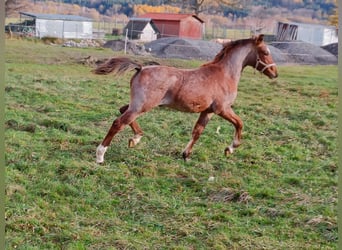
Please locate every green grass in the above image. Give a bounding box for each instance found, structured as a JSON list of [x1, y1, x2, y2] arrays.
[[5, 38, 337, 249]]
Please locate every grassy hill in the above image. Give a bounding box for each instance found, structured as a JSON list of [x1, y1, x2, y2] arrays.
[[5, 38, 337, 249]]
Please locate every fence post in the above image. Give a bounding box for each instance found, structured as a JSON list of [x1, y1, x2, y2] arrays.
[[124, 28, 128, 54]]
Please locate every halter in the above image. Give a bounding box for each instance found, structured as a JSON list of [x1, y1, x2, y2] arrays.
[[254, 55, 276, 73]]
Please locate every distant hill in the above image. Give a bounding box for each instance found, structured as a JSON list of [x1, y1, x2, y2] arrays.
[[6, 0, 336, 20], [6, 0, 336, 34]]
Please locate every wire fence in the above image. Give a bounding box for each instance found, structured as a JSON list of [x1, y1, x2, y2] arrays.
[[5, 21, 335, 64], [5, 20, 274, 42], [5, 24, 36, 37], [92, 19, 257, 39]]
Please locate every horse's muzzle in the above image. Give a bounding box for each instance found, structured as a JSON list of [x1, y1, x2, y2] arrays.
[[269, 70, 278, 79]]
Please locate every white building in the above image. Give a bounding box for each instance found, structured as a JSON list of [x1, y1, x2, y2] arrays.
[[123, 18, 159, 42], [19, 12, 93, 39], [276, 21, 338, 46]]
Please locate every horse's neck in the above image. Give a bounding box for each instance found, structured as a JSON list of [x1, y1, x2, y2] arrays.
[[223, 44, 253, 81]]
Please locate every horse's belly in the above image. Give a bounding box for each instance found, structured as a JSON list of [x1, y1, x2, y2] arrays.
[[160, 95, 212, 113], [158, 79, 216, 113]]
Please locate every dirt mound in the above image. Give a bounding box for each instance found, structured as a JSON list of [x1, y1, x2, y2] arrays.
[[321, 43, 338, 57], [145, 37, 222, 60], [270, 41, 337, 65]]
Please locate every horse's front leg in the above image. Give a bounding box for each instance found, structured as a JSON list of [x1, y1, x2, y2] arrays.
[[182, 111, 213, 161], [96, 109, 140, 163], [218, 108, 243, 156], [119, 104, 144, 147]]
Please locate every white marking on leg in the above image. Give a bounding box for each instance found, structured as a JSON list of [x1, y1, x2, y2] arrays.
[[233, 139, 241, 148], [96, 144, 108, 163], [129, 134, 143, 148], [132, 134, 142, 145], [228, 144, 234, 154]]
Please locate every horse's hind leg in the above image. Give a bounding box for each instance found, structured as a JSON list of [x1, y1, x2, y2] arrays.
[[218, 108, 243, 156], [96, 109, 140, 163], [119, 105, 143, 147], [182, 111, 213, 161]]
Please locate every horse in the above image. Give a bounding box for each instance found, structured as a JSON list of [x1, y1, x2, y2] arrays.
[[93, 34, 278, 163]]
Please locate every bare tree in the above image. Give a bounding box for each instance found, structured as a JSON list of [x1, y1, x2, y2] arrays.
[[5, 0, 28, 17], [185, 0, 241, 15], [191, 0, 205, 15]]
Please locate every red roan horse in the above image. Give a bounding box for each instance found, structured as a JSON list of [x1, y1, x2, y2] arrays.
[[94, 34, 278, 163]]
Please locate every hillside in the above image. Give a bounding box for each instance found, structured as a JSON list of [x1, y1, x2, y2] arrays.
[[41, 0, 337, 20], [6, 0, 337, 28]]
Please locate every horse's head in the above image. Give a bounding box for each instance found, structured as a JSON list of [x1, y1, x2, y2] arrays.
[[251, 34, 278, 79]]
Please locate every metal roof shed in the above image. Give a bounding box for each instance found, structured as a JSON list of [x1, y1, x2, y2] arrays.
[[20, 12, 93, 39], [124, 18, 159, 42], [276, 21, 338, 46]]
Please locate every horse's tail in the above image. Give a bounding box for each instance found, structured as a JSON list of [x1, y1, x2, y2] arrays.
[[93, 57, 142, 76]]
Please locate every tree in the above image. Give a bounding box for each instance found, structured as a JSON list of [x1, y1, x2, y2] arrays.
[[190, 0, 205, 15], [5, 0, 28, 17], [328, 0, 338, 27], [184, 0, 241, 15]]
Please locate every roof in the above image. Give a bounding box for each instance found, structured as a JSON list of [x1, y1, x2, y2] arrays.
[[139, 13, 204, 23], [124, 18, 160, 39], [20, 12, 93, 22], [129, 17, 152, 22]]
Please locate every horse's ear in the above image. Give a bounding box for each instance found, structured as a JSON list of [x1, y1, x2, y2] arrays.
[[256, 34, 264, 44]]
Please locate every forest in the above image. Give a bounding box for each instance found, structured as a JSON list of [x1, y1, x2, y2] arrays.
[[7, 0, 337, 18], [56, 0, 337, 18]]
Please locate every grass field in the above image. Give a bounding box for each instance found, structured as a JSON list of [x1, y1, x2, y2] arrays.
[[5, 38, 337, 249]]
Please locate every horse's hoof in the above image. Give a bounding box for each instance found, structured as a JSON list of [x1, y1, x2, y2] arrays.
[[224, 146, 234, 156], [182, 152, 190, 162], [128, 135, 142, 148], [96, 156, 104, 164], [128, 139, 135, 148], [96, 156, 105, 164]]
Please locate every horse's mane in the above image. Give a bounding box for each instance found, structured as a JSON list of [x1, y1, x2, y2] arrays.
[[203, 38, 253, 66]]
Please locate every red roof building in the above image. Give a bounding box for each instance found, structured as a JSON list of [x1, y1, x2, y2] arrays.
[[138, 13, 204, 39]]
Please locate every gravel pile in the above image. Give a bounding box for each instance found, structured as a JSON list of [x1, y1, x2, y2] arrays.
[[103, 38, 337, 65], [268, 45, 290, 64], [321, 43, 338, 57], [144, 38, 337, 65], [145, 37, 222, 60], [103, 39, 148, 55], [270, 41, 337, 65]]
